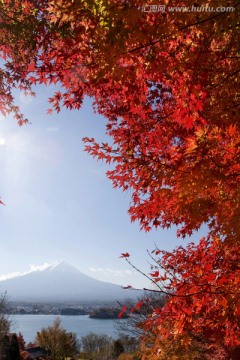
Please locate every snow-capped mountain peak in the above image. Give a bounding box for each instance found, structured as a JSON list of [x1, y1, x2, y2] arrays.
[[0, 261, 72, 281], [0, 261, 137, 302]]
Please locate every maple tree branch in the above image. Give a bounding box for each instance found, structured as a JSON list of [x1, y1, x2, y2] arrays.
[[210, 157, 238, 169], [125, 12, 229, 55], [226, 172, 240, 178], [209, 69, 240, 89], [124, 258, 170, 296], [147, 249, 176, 280], [124, 254, 236, 299], [0, 10, 23, 25], [222, 103, 240, 112]]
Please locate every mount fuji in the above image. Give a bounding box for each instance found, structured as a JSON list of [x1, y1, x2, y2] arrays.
[[0, 262, 136, 303]]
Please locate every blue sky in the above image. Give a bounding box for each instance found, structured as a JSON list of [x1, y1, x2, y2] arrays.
[[0, 85, 203, 290]]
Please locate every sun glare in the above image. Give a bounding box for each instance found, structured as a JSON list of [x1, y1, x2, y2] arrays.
[[0, 138, 6, 145]]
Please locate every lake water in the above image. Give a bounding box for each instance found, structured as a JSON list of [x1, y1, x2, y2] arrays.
[[11, 315, 119, 344]]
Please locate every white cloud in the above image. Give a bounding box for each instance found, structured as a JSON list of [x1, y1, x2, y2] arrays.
[[0, 262, 58, 281], [80, 166, 98, 174], [0, 137, 6, 145], [19, 92, 34, 105], [45, 127, 59, 132], [28, 262, 58, 272], [0, 272, 23, 281], [89, 267, 132, 277]]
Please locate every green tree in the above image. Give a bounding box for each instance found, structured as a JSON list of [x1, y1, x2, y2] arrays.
[[35, 317, 78, 360], [17, 332, 26, 351], [116, 293, 165, 339], [8, 333, 21, 360], [112, 339, 124, 359], [0, 293, 11, 359], [80, 332, 113, 360]]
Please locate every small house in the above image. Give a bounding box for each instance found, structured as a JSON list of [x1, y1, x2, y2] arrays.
[[25, 346, 48, 360]]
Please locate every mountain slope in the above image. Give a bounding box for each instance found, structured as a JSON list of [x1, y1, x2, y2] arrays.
[[0, 262, 135, 302]]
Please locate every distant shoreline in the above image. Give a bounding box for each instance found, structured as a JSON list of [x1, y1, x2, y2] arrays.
[[8, 303, 125, 319]]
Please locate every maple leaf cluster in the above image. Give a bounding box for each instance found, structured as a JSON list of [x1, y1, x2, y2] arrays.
[[138, 237, 240, 358], [0, 0, 239, 357]]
